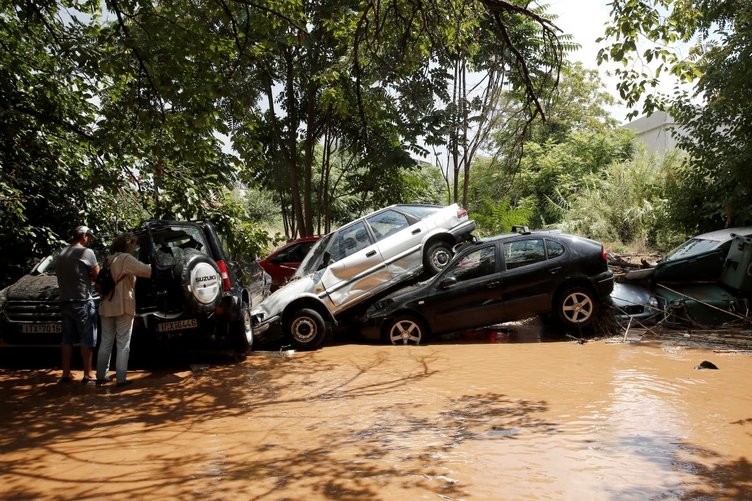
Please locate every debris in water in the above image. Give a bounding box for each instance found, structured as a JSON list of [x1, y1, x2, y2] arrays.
[[694, 360, 719, 370]]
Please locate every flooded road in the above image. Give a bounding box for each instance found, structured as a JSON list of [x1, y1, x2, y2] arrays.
[[1, 332, 751, 500]]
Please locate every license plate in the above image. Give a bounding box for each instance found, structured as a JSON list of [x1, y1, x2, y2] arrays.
[[21, 323, 62, 334], [156, 319, 198, 332]]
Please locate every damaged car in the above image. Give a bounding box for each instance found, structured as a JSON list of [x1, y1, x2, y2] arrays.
[[251, 203, 476, 350], [613, 227, 752, 327], [363, 229, 614, 345]]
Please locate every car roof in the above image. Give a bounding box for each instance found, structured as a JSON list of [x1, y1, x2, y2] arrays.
[[479, 230, 564, 243], [690, 226, 752, 242]]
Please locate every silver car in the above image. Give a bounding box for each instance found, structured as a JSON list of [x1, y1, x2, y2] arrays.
[[252, 204, 476, 350]]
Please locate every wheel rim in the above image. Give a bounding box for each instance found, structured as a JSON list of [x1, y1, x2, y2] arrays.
[[291, 316, 317, 343], [389, 319, 422, 345], [562, 291, 594, 324], [430, 247, 451, 270]]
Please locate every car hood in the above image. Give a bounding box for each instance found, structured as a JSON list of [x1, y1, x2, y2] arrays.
[[251, 274, 320, 319], [5, 274, 60, 301], [365, 278, 433, 319]]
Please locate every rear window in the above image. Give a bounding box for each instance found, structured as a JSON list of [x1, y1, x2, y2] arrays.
[[397, 205, 440, 219], [148, 225, 209, 266]]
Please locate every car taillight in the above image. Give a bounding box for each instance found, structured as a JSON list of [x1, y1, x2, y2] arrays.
[[457, 208, 468, 219], [216, 260, 232, 291], [601, 246, 608, 262]]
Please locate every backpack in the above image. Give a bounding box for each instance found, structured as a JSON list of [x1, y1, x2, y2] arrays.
[[95, 256, 123, 300]]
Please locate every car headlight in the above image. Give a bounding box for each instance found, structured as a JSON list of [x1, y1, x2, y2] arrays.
[[0, 287, 8, 312], [649, 296, 659, 309]]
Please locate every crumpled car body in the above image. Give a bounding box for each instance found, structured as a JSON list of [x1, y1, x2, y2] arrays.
[[251, 203, 476, 350]]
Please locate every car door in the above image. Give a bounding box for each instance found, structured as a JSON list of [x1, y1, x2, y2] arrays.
[[419, 243, 503, 334], [498, 237, 566, 318], [366, 208, 426, 278], [319, 220, 388, 311]]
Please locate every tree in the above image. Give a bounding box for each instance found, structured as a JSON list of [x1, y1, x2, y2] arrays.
[[0, 1, 106, 282], [468, 62, 623, 229], [599, 0, 752, 229]]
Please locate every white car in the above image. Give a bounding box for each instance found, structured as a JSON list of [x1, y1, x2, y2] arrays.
[[252, 204, 476, 349]]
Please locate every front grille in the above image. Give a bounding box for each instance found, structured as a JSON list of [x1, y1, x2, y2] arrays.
[[4, 299, 61, 322]]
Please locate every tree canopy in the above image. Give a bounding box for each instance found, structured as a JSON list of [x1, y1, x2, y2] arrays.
[[599, 0, 752, 230]]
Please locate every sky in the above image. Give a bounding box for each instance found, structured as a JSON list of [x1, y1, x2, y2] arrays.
[[546, 0, 632, 123]]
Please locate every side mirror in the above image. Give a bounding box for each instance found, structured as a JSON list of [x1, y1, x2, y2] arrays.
[[438, 276, 457, 289]]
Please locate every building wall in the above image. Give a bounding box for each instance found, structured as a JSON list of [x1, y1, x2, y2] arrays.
[[623, 111, 683, 154]]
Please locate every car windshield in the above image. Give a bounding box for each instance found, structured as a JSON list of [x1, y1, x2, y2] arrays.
[[296, 233, 334, 276], [662, 238, 722, 262]]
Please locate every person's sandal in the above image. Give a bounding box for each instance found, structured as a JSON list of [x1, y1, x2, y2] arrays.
[[81, 376, 95, 385], [57, 376, 73, 384]]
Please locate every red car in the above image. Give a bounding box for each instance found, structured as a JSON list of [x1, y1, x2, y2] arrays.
[[257, 236, 321, 291]]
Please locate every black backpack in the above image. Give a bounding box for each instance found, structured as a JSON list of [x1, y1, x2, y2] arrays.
[[95, 256, 122, 300]]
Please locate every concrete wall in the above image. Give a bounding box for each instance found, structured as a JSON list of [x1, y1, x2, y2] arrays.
[[623, 111, 684, 154]]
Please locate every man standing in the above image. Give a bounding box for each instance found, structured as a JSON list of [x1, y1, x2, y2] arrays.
[[56, 225, 100, 384]]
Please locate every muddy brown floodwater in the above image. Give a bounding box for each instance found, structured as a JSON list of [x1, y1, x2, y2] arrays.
[[1, 327, 752, 500]]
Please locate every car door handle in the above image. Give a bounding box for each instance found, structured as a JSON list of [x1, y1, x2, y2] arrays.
[[366, 250, 377, 257], [548, 266, 562, 274], [486, 281, 500, 288], [412, 228, 421, 235]]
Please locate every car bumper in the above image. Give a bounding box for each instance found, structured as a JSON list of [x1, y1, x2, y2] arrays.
[[594, 270, 615, 297], [252, 314, 283, 344], [450, 220, 477, 241]]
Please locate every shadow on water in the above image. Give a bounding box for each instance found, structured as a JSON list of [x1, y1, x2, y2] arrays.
[[0, 345, 558, 499], [605, 436, 752, 499]]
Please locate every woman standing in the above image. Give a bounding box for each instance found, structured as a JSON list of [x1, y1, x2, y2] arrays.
[[96, 233, 152, 387]]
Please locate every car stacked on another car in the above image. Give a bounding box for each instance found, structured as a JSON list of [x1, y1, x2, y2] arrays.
[[252, 203, 476, 350], [364, 228, 614, 345]]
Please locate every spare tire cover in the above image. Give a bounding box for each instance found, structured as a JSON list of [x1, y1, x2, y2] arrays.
[[179, 253, 222, 314]]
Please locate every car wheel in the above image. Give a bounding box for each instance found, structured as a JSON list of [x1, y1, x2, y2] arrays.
[[384, 315, 428, 345], [287, 308, 326, 350], [556, 287, 596, 328], [231, 300, 253, 354], [424, 241, 453, 275], [177, 253, 223, 314]]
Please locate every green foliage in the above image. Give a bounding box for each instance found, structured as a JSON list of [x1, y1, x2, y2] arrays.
[[472, 196, 535, 237], [600, 0, 752, 230], [561, 149, 687, 251], [515, 128, 636, 228]]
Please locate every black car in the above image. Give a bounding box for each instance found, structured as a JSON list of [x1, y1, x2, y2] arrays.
[[364, 230, 614, 345], [0, 220, 269, 354], [129, 220, 269, 353]]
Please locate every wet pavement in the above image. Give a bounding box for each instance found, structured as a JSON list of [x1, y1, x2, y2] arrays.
[[1, 323, 751, 500]]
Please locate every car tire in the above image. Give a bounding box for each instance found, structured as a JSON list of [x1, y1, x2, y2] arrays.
[[231, 300, 253, 354], [176, 253, 223, 315], [286, 308, 327, 350], [424, 241, 453, 275], [384, 314, 428, 345], [556, 286, 596, 328]]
